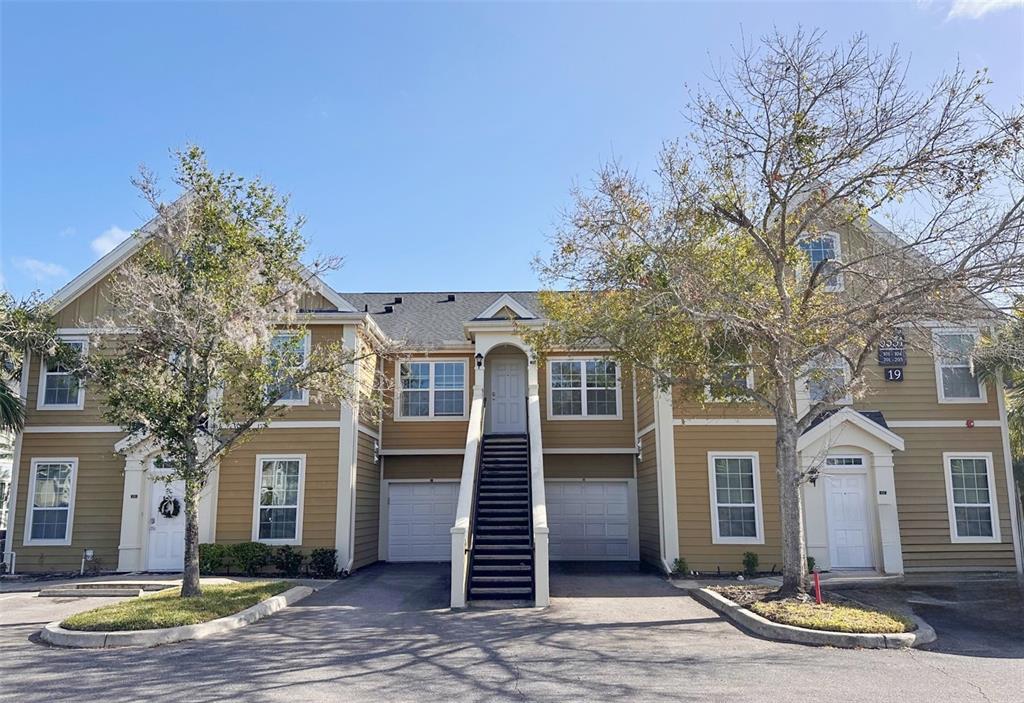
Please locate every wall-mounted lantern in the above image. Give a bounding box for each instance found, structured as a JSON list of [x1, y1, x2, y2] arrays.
[[373, 440, 380, 465], [475, 353, 483, 369]]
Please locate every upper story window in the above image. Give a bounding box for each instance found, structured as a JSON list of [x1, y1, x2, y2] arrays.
[[253, 455, 305, 545], [397, 359, 467, 419], [268, 331, 310, 405], [806, 356, 851, 405], [934, 330, 985, 403], [943, 453, 1000, 543], [37, 339, 86, 410], [548, 358, 620, 419], [706, 350, 754, 402], [799, 233, 843, 292], [24, 458, 77, 545], [708, 452, 764, 544]]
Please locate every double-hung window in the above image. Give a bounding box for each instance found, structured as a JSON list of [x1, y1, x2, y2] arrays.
[[397, 360, 466, 419], [799, 233, 843, 292], [253, 455, 304, 544], [806, 357, 851, 405], [934, 330, 985, 403], [25, 458, 77, 545], [38, 339, 86, 410], [548, 359, 620, 419], [708, 453, 764, 544], [268, 331, 310, 405], [944, 453, 1000, 543], [706, 349, 754, 402]]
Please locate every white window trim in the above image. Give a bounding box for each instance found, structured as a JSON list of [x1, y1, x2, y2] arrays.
[[933, 328, 987, 404], [394, 358, 469, 421], [796, 356, 852, 418], [251, 453, 306, 546], [270, 331, 311, 407], [23, 457, 78, 546], [36, 337, 87, 411], [707, 451, 765, 545], [800, 231, 844, 292], [943, 451, 1001, 544], [546, 357, 623, 420]]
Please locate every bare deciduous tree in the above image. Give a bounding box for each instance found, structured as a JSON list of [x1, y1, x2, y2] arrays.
[[532, 28, 1024, 595]]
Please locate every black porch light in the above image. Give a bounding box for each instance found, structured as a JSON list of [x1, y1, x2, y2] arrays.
[[475, 353, 484, 368]]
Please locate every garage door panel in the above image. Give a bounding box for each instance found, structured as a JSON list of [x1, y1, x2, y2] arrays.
[[388, 482, 458, 562], [546, 480, 633, 561]]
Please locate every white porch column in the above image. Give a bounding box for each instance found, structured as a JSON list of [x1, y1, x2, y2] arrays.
[[117, 457, 147, 572], [654, 387, 679, 572], [335, 324, 360, 574], [526, 357, 550, 607], [872, 451, 905, 575]]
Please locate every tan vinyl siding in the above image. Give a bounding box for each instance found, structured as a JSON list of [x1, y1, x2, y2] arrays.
[[674, 425, 781, 572], [636, 372, 655, 432], [13, 432, 125, 573], [539, 357, 636, 450], [353, 431, 381, 569], [215, 428, 339, 549], [382, 454, 463, 480], [894, 427, 1015, 571], [55, 275, 119, 328], [543, 453, 634, 479], [636, 428, 661, 568], [381, 353, 472, 450], [23, 351, 111, 427]]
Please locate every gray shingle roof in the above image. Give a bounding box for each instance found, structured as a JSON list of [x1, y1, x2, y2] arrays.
[[339, 291, 543, 346]]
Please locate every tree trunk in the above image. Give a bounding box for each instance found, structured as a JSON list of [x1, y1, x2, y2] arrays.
[[180, 477, 202, 598], [775, 409, 809, 596]]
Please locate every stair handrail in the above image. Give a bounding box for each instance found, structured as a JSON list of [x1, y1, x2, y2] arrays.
[[450, 385, 485, 608], [526, 381, 550, 607]]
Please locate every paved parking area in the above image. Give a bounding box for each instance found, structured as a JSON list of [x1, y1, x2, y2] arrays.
[[1, 564, 1021, 702]]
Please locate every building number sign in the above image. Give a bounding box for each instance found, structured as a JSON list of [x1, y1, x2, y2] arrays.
[[878, 330, 907, 368], [885, 368, 904, 383]]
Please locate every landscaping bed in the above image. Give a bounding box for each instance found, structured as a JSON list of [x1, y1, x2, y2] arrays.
[[710, 585, 914, 634], [60, 581, 292, 632]]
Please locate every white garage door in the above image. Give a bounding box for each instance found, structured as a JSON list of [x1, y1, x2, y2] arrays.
[[546, 481, 632, 560], [387, 482, 458, 562]]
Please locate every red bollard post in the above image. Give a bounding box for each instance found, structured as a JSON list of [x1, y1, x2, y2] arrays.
[[813, 570, 822, 605]]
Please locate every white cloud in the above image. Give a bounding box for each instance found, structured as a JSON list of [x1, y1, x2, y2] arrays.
[[14, 257, 67, 282], [90, 225, 130, 256], [947, 0, 1023, 18]]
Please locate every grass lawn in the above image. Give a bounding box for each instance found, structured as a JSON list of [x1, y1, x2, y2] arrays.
[[711, 585, 913, 634], [60, 581, 292, 632]]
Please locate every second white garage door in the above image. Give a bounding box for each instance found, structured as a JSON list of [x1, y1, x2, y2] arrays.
[[546, 481, 634, 560], [387, 482, 459, 562]]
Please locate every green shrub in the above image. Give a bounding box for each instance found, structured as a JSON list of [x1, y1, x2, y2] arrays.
[[742, 551, 759, 577], [806, 556, 817, 573], [672, 557, 689, 576], [272, 545, 304, 578], [199, 543, 231, 575], [308, 548, 338, 579], [230, 542, 272, 577]]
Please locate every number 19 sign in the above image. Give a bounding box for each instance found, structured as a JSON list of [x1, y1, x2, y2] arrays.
[[885, 368, 904, 383]]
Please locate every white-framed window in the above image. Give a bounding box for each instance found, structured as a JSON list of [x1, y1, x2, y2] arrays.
[[24, 458, 78, 546], [933, 330, 986, 403], [396, 359, 467, 420], [705, 352, 755, 402], [799, 232, 843, 292], [806, 356, 852, 406], [252, 454, 305, 545], [707, 452, 764, 544], [943, 452, 1000, 543], [547, 358, 621, 419], [825, 456, 865, 468], [37, 338, 86, 410], [268, 331, 310, 406]]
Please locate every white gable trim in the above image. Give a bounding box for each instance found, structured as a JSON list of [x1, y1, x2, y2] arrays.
[[797, 407, 905, 453], [477, 294, 537, 320]]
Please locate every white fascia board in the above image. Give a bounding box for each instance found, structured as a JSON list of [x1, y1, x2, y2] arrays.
[[797, 407, 905, 453]]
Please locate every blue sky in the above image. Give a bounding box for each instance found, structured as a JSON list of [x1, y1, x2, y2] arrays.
[[2, 1, 1021, 298]]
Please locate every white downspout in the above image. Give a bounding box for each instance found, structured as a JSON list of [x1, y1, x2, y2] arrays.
[[526, 358, 549, 607]]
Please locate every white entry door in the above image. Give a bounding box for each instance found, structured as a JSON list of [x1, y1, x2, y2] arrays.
[[546, 481, 633, 560], [387, 482, 459, 562], [489, 358, 526, 434], [148, 479, 186, 572], [826, 474, 872, 568]]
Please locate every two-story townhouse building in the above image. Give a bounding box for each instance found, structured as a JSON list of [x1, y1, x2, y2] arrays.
[[3, 226, 1021, 609]]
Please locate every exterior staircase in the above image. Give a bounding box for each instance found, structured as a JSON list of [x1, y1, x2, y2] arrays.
[[467, 433, 535, 602]]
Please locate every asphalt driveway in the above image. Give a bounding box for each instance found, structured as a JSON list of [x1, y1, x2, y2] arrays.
[[1, 564, 1020, 702]]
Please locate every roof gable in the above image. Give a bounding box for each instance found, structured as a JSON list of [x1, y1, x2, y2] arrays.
[[477, 294, 537, 320]]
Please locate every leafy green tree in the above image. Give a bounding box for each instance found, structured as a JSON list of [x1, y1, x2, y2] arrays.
[[87, 147, 389, 597], [977, 302, 1024, 499], [532, 29, 1024, 595]]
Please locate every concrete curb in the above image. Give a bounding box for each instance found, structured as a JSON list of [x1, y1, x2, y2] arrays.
[[691, 587, 937, 649], [39, 586, 313, 649]]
